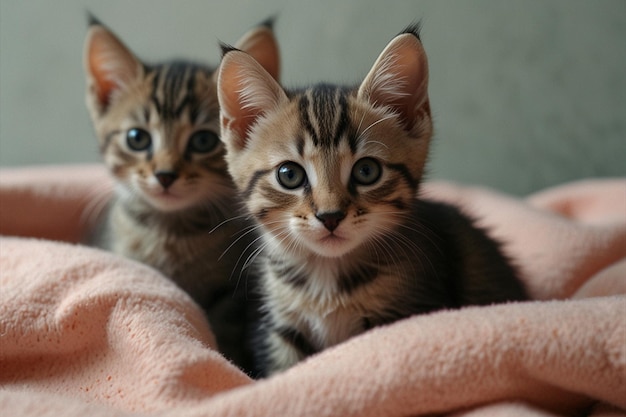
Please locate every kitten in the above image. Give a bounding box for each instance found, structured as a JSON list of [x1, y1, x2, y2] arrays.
[[83, 16, 280, 370], [216, 25, 527, 376]]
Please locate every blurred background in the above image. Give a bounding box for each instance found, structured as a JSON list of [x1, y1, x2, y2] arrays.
[[1, 0, 624, 195]]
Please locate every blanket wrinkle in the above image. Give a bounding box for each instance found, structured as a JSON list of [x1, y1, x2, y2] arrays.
[[0, 237, 252, 413], [0, 165, 624, 417]]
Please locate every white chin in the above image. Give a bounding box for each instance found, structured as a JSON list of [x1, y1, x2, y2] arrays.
[[305, 235, 357, 258], [144, 193, 196, 212]]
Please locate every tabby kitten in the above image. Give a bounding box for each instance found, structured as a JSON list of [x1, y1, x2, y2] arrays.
[[217, 25, 527, 376], [83, 16, 280, 369]]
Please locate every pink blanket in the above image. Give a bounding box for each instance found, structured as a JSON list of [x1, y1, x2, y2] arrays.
[[1, 165, 624, 417]]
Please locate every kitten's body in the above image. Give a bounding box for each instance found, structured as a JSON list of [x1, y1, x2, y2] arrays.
[[218, 25, 527, 376], [84, 18, 280, 370]]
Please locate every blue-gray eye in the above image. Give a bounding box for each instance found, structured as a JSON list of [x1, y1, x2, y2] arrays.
[[126, 128, 152, 151], [352, 157, 381, 185], [187, 130, 219, 153], [277, 162, 307, 189]]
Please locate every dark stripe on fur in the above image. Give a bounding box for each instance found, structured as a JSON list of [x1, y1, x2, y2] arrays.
[[268, 257, 307, 288], [386, 163, 418, 190], [150, 62, 213, 122], [299, 94, 318, 146], [364, 177, 401, 201], [101, 129, 121, 153], [276, 327, 318, 357], [260, 185, 298, 207], [347, 131, 358, 155], [143, 106, 151, 124], [244, 169, 271, 198], [185, 71, 200, 124], [163, 65, 183, 119], [312, 86, 336, 147], [337, 264, 379, 294], [296, 135, 305, 157], [150, 69, 162, 115], [333, 92, 350, 147], [384, 198, 408, 211], [112, 145, 136, 164]]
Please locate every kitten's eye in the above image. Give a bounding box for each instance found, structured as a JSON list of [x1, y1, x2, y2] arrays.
[[277, 162, 307, 190], [352, 158, 381, 186], [187, 130, 219, 153], [126, 128, 152, 151]]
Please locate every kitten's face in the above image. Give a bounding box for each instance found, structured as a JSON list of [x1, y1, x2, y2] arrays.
[[84, 20, 280, 213], [231, 92, 429, 258], [219, 29, 431, 258], [91, 64, 227, 212]]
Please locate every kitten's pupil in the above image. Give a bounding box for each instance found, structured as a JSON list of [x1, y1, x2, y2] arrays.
[[352, 157, 381, 185], [187, 130, 219, 154], [277, 162, 307, 189], [126, 128, 152, 151]]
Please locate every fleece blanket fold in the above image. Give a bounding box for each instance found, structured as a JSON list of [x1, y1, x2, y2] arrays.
[[0, 165, 624, 417]]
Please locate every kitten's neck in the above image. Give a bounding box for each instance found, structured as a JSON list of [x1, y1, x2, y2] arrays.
[[264, 236, 384, 296], [115, 192, 236, 236]]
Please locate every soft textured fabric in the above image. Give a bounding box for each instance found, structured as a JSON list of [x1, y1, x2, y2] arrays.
[[0, 165, 624, 417]]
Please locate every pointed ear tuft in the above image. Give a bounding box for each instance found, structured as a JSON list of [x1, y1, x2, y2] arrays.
[[233, 20, 281, 81], [357, 32, 429, 132], [86, 12, 103, 28], [219, 42, 238, 57], [217, 50, 287, 151], [400, 21, 422, 40], [84, 24, 143, 113]]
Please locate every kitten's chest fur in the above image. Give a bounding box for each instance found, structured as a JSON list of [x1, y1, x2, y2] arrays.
[[102, 196, 245, 304], [260, 199, 526, 356], [263, 257, 376, 348]]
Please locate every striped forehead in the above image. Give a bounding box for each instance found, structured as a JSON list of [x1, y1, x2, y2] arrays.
[[296, 85, 356, 152], [148, 62, 217, 126], [288, 86, 360, 188]]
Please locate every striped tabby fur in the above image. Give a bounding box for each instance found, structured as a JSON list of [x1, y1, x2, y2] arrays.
[[218, 25, 527, 376], [83, 16, 280, 370]]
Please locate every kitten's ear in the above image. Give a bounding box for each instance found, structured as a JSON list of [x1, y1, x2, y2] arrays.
[[217, 49, 287, 151], [357, 29, 429, 132], [84, 21, 143, 113], [233, 18, 280, 81]]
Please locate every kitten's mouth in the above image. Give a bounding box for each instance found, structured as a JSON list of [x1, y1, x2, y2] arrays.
[[142, 188, 194, 212], [308, 233, 355, 258], [319, 233, 346, 244], [150, 189, 181, 201]]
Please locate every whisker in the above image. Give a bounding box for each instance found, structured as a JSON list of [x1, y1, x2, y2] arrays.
[[228, 221, 290, 288], [355, 113, 397, 143], [79, 182, 115, 232], [209, 213, 252, 234], [219, 221, 267, 261]]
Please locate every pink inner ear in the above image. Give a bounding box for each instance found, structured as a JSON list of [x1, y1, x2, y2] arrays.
[[235, 27, 281, 82], [218, 54, 255, 149], [247, 34, 280, 82], [361, 34, 429, 131], [89, 43, 118, 107], [86, 28, 140, 110], [218, 51, 287, 151]]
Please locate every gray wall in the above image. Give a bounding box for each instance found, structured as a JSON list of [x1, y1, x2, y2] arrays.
[[1, 0, 624, 195]]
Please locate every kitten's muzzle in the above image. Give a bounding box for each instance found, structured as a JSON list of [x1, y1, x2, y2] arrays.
[[315, 211, 346, 232]]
